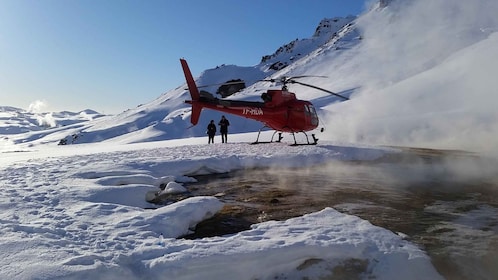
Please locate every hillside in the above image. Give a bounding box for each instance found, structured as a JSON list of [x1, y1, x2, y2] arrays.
[[3, 15, 359, 147], [2, 0, 498, 154]]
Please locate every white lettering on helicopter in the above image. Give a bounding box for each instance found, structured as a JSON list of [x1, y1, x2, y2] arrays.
[[242, 107, 263, 116]]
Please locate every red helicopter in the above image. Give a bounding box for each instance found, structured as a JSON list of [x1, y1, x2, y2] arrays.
[[180, 58, 349, 145]]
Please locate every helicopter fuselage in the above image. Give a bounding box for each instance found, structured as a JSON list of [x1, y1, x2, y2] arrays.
[[185, 89, 319, 133]]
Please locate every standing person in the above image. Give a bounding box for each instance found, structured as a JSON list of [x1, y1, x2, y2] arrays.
[[218, 115, 230, 143], [207, 120, 216, 144]]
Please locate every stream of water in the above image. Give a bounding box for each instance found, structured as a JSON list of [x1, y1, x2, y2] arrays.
[[176, 149, 498, 279]]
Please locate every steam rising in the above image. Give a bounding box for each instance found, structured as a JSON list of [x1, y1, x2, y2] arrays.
[[28, 100, 57, 127], [36, 113, 57, 128], [27, 100, 48, 113], [79, 111, 94, 121], [324, 0, 498, 154]]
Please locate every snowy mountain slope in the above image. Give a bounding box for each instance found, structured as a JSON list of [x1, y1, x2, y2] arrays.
[[1, 15, 358, 147], [3, 0, 498, 155], [62, 15, 358, 146], [259, 16, 357, 71]]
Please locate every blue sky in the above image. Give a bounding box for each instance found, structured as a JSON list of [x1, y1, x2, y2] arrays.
[[0, 0, 367, 114]]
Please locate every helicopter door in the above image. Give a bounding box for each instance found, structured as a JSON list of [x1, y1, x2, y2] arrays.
[[306, 104, 319, 127]]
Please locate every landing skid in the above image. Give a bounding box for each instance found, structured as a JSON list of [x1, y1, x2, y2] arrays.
[[289, 131, 318, 146], [289, 142, 318, 146], [251, 127, 318, 146], [251, 130, 282, 145]]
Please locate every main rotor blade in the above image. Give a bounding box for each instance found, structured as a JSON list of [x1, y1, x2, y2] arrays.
[[287, 75, 328, 80], [262, 76, 328, 83], [290, 80, 350, 100], [261, 79, 277, 83], [197, 80, 246, 89]]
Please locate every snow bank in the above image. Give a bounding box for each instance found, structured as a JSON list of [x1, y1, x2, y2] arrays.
[[145, 208, 442, 280]]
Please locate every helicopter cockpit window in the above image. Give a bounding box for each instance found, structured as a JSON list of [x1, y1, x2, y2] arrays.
[[307, 105, 317, 116]]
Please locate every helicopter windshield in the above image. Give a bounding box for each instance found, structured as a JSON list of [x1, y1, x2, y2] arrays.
[[306, 104, 319, 126], [305, 104, 316, 116]]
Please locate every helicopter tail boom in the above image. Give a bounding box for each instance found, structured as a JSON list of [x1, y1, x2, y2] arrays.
[[181, 58, 203, 125]]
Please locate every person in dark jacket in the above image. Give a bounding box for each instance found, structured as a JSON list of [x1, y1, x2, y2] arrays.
[[207, 120, 216, 144], [218, 115, 230, 143]]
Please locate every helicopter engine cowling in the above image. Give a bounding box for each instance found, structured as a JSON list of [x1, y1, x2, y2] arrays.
[[263, 90, 297, 108]]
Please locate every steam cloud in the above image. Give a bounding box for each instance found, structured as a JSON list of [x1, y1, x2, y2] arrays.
[[27, 100, 48, 113], [27, 100, 57, 127], [79, 111, 94, 121], [36, 113, 57, 128], [324, 0, 498, 155]]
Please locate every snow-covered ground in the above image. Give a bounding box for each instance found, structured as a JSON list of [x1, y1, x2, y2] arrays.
[[0, 134, 443, 279]]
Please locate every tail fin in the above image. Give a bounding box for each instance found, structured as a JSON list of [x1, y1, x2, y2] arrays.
[[189, 103, 202, 126], [180, 58, 202, 126], [180, 58, 200, 100]]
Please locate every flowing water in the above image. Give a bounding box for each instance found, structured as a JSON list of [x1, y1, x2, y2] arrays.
[[162, 148, 498, 279]]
